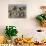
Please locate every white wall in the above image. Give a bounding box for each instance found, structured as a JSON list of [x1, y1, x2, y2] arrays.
[[0, 0, 46, 41]]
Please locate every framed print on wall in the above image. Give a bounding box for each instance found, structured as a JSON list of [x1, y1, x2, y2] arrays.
[[8, 4, 26, 18]]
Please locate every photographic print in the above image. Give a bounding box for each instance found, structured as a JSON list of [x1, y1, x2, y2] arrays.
[[8, 4, 26, 18]]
